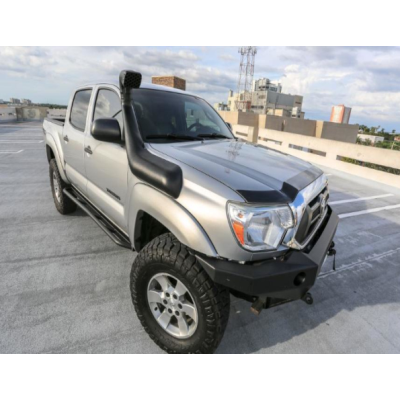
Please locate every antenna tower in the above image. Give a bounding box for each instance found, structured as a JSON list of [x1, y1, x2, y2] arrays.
[[235, 46, 257, 111]]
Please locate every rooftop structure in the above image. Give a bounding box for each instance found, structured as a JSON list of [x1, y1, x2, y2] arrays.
[[151, 76, 186, 91]]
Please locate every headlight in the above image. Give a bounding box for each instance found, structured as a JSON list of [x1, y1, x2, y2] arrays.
[[227, 203, 294, 251]]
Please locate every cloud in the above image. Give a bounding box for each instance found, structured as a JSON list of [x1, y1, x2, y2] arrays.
[[1, 46, 400, 130]]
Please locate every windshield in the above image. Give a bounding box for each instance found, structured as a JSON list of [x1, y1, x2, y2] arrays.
[[131, 89, 234, 142]]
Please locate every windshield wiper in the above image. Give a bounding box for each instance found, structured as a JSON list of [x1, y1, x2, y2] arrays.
[[196, 133, 233, 140], [145, 134, 203, 141]]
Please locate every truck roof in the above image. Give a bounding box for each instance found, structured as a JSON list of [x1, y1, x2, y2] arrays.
[[78, 82, 196, 97]]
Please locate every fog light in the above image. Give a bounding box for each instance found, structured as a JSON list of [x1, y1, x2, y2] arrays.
[[294, 272, 306, 286]]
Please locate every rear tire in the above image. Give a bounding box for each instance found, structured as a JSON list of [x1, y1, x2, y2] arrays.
[[130, 233, 230, 354], [49, 159, 77, 215]]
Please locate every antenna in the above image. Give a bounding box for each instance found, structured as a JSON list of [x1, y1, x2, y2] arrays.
[[235, 46, 257, 112]]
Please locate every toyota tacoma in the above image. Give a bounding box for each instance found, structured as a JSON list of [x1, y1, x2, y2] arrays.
[[42, 70, 338, 353]]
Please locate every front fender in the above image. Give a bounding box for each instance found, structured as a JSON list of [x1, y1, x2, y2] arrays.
[[128, 183, 218, 257]]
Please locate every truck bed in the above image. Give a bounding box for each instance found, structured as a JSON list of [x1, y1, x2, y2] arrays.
[[44, 117, 65, 126]]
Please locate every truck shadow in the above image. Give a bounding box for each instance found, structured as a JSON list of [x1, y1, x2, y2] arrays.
[[218, 197, 400, 353]]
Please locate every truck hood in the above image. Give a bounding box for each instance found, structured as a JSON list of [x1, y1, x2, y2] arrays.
[[149, 139, 323, 203]]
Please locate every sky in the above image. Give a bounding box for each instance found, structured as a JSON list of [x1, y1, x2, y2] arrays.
[[1, 46, 400, 132]]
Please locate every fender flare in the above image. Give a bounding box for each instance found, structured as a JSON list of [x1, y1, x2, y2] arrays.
[[45, 134, 68, 183], [128, 183, 218, 257]]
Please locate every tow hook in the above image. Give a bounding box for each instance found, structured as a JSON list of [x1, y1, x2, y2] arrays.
[[250, 297, 266, 316], [302, 292, 314, 305], [328, 241, 337, 270]]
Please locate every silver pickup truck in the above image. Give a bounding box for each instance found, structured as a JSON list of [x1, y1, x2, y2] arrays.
[[43, 70, 338, 354]]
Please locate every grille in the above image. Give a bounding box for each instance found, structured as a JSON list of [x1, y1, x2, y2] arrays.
[[295, 188, 329, 245]]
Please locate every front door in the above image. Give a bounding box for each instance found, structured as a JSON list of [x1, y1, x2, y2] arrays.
[[84, 87, 128, 232], [62, 88, 93, 194]]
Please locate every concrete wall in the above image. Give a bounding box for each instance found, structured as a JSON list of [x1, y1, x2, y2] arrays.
[[16, 107, 47, 121], [238, 112, 259, 129], [283, 117, 316, 136], [259, 115, 284, 131], [219, 111, 359, 144], [232, 124, 257, 143], [258, 128, 400, 189], [218, 110, 239, 126], [0, 107, 17, 122], [218, 111, 259, 129], [317, 120, 358, 143]]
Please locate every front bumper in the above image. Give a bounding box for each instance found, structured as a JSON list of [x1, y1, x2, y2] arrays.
[[196, 206, 339, 301]]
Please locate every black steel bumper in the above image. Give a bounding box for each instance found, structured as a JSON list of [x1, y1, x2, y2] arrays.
[[196, 206, 339, 301]]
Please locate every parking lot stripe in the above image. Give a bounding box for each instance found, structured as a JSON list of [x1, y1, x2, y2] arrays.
[[319, 247, 400, 279], [0, 140, 43, 143], [0, 150, 24, 154], [339, 203, 400, 219], [0, 136, 43, 139], [330, 193, 394, 205]]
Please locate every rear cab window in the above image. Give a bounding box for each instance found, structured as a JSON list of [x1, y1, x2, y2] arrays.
[[70, 89, 92, 131]]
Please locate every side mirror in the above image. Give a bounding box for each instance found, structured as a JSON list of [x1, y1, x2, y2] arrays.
[[226, 122, 232, 131], [91, 118, 121, 143]]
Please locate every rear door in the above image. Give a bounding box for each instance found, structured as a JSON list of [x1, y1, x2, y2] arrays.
[[62, 88, 93, 194], [84, 86, 129, 232]]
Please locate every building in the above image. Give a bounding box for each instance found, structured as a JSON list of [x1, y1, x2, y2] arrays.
[[227, 78, 303, 116], [152, 76, 186, 91], [9, 98, 20, 104], [252, 78, 282, 93], [0, 99, 5, 104], [21, 99, 32, 105], [357, 134, 384, 144], [394, 136, 400, 142], [331, 105, 352, 124]]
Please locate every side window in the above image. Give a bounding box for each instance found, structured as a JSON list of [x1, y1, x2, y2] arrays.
[[70, 89, 92, 131], [93, 89, 123, 131]]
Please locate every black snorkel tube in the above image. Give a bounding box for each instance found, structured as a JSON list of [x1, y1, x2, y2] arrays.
[[119, 70, 183, 199]]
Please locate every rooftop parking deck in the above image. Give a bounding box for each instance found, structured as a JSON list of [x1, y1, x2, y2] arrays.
[[0, 121, 399, 353]]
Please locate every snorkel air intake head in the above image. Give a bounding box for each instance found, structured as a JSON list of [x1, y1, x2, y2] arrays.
[[119, 70, 142, 100]]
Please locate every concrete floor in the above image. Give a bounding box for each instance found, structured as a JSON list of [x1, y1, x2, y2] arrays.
[[1, 121, 399, 354]]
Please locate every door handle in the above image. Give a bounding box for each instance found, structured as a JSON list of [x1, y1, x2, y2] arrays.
[[63, 135, 69, 142], [84, 146, 93, 155]]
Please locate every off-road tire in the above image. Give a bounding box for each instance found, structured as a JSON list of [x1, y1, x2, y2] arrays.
[[130, 233, 230, 354], [49, 159, 77, 215]]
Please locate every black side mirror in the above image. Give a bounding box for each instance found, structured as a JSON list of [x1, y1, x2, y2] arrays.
[[226, 122, 232, 131], [91, 118, 121, 143]]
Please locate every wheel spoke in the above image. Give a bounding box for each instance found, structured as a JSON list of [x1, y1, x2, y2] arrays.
[[181, 303, 196, 320], [177, 317, 189, 336], [147, 289, 163, 304], [154, 275, 171, 292], [157, 310, 172, 330], [174, 280, 187, 297]]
